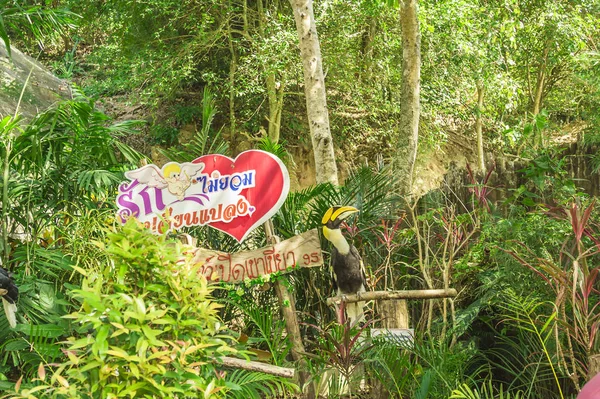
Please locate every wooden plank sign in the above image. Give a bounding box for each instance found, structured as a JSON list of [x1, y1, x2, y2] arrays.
[[192, 229, 323, 283]]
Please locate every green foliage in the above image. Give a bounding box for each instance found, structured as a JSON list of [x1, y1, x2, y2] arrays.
[[6, 220, 236, 398], [0, 93, 144, 265], [224, 370, 296, 399], [411, 338, 483, 399], [364, 339, 415, 398], [0, 97, 145, 384], [234, 302, 291, 367], [305, 319, 374, 397], [50, 38, 81, 79], [159, 86, 229, 161], [451, 380, 524, 399], [501, 199, 600, 392], [3, 2, 600, 397], [0, 1, 79, 57], [497, 292, 564, 399]]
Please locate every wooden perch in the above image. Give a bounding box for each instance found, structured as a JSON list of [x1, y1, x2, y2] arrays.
[[326, 289, 457, 306], [219, 356, 296, 379]]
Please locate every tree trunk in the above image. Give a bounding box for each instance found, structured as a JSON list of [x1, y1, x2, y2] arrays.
[[395, 0, 420, 196], [532, 43, 549, 148], [266, 74, 284, 143], [227, 21, 237, 150], [360, 17, 377, 82], [476, 81, 485, 172], [289, 0, 339, 185], [532, 45, 549, 117], [257, 0, 285, 144]]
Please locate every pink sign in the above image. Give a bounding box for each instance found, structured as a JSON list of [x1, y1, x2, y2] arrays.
[[116, 150, 290, 242]]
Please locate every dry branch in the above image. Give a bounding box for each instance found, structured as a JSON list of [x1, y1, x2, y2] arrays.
[[219, 356, 295, 379], [326, 289, 457, 306]]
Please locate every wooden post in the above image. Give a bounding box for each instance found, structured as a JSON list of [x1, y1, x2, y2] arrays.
[[220, 356, 295, 378], [326, 288, 457, 306], [379, 299, 409, 329], [264, 220, 315, 399], [589, 354, 600, 379], [370, 300, 409, 399]]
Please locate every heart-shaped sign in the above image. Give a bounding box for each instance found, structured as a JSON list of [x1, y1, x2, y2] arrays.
[[191, 150, 290, 242], [116, 150, 290, 242]]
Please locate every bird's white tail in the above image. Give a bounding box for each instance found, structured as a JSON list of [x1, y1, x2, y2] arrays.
[[345, 301, 365, 326], [2, 297, 17, 328]]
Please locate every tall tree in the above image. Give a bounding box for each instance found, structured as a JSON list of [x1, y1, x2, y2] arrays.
[[289, 0, 338, 185], [255, 0, 287, 144], [395, 0, 420, 195], [475, 81, 485, 171]]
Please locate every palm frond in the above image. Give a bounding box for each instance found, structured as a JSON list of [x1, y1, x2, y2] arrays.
[[75, 169, 122, 195], [235, 302, 291, 366], [274, 183, 336, 238], [160, 86, 228, 162], [450, 379, 525, 399], [364, 341, 413, 397], [1, 4, 79, 55], [224, 369, 297, 399], [12, 244, 73, 280]]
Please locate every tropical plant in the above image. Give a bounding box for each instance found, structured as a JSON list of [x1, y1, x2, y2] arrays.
[[363, 338, 416, 398], [466, 163, 496, 213], [0, 94, 146, 375], [407, 194, 481, 341], [223, 369, 296, 399], [451, 379, 524, 399], [501, 198, 600, 392], [1, 92, 144, 262], [234, 301, 292, 367], [492, 291, 567, 399], [305, 318, 374, 399], [4, 220, 298, 398], [486, 318, 562, 399], [0, 1, 78, 57], [159, 86, 229, 162], [411, 337, 483, 399]]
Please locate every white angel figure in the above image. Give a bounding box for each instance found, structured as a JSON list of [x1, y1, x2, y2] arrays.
[[125, 162, 205, 201]]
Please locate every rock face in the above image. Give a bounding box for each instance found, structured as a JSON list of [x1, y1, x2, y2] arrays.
[[0, 42, 71, 120]]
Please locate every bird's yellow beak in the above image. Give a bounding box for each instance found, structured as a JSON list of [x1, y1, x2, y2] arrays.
[[322, 206, 360, 224]]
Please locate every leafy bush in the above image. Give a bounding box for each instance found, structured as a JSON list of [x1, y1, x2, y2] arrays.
[[5, 220, 239, 398]]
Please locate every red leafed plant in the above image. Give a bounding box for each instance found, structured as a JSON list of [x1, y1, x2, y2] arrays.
[[466, 163, 496, 212], [502, 199, 600, 391], [304, 316, 375, 399], [372, 217, 405, 290]]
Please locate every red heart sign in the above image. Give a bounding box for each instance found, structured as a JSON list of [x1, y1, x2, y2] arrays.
[[117, 150, 289, 242], [191, 150, 290, 242]]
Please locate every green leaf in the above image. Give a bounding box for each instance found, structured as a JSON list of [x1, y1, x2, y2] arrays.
[[0, 14, 10, 59]]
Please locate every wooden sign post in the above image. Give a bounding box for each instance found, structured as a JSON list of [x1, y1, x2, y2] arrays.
[[119, 152, 318, 397], [264, 220, 316, 399], [190, 228, 323, 283], [190, 223, 321, 399]]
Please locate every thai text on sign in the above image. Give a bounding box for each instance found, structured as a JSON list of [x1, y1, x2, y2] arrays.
[[116, 150, 290, 242], [192, 229, 323, 283]]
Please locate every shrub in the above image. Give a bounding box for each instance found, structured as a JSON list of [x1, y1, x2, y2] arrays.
[[6, 219, 237, 398]]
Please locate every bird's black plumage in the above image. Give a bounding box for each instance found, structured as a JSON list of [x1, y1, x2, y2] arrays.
[[330, 245, 367, 294], [0, 267, 18, 303], [0, 266, 18, 327]]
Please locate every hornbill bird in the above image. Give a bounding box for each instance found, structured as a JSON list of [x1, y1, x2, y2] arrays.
[[0, 267, 18, 328], [322, 206, 367, 325]]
